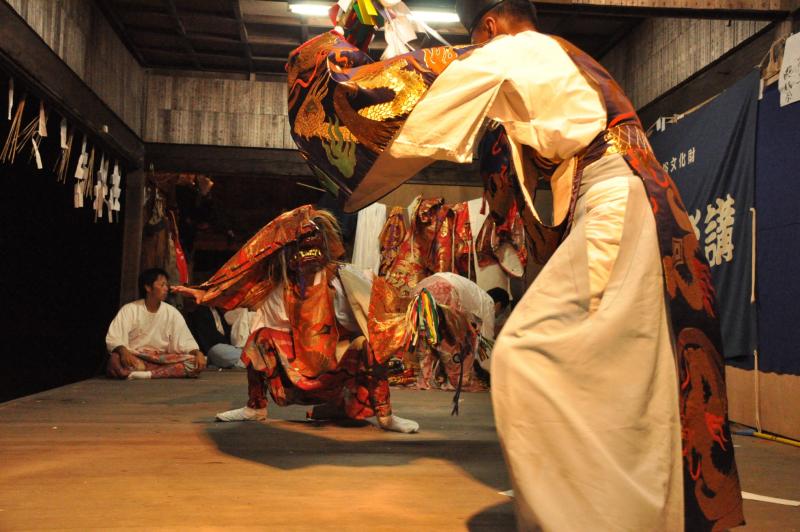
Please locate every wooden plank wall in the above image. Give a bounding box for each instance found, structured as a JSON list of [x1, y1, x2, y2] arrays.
[[5, 0, 145, 136], [143, 74, 295, 149], [601, 17, 770, 111]]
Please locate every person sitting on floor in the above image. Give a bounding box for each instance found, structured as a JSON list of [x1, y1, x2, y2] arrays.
[[224, 307, 255, 351], [187, 304, 244, 369], [486, 287, 511, 337], [106, 267, 206, 380]]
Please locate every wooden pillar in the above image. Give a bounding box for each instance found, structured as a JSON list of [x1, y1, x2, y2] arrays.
[[119, 169, 146, 304]]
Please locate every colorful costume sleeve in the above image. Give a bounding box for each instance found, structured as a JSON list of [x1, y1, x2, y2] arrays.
[[287, 31, 472, 212]]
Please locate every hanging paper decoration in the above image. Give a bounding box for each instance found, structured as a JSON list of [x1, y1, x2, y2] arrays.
[[93, 154, 109, 222], [38, 101, 47, 137], [83, 146, 97, 205], [73, 135, 89, 208], [0, 76, 126, 221], [54, 125, 74, 183], [6, 77, 12, 121], [109, 160, 122, 222], [59, 117, 67, 148]]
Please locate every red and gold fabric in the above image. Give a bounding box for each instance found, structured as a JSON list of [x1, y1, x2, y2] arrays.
[[243, 329, 390, 419], [192, 205, 344, 311]]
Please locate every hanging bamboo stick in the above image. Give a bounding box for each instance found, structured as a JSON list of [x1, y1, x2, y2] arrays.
[[54, 127, 74, 183], [85, 146, 96, 199], [1, 95, 26, 164]]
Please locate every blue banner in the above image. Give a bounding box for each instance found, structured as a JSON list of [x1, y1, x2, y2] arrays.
[[753, 83, 800, 375], [649, 72, 759, 360]]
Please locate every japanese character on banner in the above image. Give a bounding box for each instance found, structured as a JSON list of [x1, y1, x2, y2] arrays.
[[688, 209, 702, 240], [688, 147, 696, 165], [704, 194, 736, 267]]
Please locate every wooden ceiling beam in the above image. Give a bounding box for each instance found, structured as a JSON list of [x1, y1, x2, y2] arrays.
[[534, 0, 794, 20], [165, 0, 203, 69], [232, 0, 254, 73], [94, 0, 149, 65]]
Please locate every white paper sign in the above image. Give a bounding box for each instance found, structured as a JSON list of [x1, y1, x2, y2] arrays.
[[779, 32, 800, 107]]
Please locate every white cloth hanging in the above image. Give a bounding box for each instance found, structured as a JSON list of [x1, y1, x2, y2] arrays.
[[351, 202, 387, 274], [779, 32, 800, 107], [467, 197, 511, 295]]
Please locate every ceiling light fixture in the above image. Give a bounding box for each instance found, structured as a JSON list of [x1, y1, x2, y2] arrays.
[[288, 3, 331, 17], [288, 3, 459, 24]]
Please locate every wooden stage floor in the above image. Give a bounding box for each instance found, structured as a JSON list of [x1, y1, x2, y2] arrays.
[[0, 371, 798, 530]]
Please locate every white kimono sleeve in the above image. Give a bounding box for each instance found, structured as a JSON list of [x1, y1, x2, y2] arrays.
[[105, 304, 134, 353]]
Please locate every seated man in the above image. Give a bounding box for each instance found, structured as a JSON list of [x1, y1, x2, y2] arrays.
[[486, 287, 511, 337], [106, 268, 206, 379], [187, 304, 244, 369], [174, 206, 418, 433], [224, 307, 255, 350]]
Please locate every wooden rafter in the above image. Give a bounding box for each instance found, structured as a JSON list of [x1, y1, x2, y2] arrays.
[[93, 0, 149, 65], [165, 0, 203, 69], [232, 0, 254, 73], [534, 0, 795, 20]]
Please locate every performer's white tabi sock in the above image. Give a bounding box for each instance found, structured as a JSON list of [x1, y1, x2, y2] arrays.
[[215, 406, 267, 422], [127, 371, 152, 380], [377, 414, 420, 433]]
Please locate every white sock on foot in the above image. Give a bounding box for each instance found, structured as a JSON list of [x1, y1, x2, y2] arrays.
[[377, 414, 419, 433], [215, 406, 267, 422], [127, 371, 152, 380]]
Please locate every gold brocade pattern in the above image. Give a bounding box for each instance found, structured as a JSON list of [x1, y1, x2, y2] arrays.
[[352, 60, 427, 121], [293, 74, 357, 143], [603, 125, 651, 156]]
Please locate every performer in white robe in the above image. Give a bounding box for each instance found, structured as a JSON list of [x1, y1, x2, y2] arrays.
[[285, 1, 743, 527]]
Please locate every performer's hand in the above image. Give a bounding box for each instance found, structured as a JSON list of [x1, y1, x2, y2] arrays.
[[171, 285, 206, 304], [193, 350, 207, 371], [118, 348, 144, 370]]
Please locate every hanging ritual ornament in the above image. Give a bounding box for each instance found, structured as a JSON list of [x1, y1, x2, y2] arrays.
[[73, 135, 89, 208], [109, 160, 122, 222], [6, 77, 12, 121], [94, 154, 109, 222]]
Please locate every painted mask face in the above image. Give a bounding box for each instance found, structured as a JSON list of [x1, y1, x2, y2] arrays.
[[287, 221, 327, 273]]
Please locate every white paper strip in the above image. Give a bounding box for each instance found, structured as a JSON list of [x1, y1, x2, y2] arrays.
[[31, 138, 43, 170], [742, 491, 800, 506], [73, 182, 84, 208], [60, 118, 67, 149], [7, 78, 12, 120], [779, 32, 800, 107], [38, 101, 47, 137], [74, 136, 88, 180]]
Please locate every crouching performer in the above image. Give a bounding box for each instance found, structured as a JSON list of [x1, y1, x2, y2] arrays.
[[174, 205, 419, 433]]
